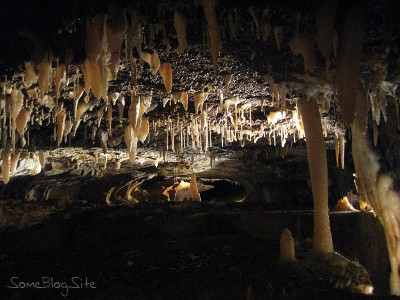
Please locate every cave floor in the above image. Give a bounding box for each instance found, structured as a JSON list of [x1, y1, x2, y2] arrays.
[[0, 146, 391, 299], [0, 202, 389, 299]]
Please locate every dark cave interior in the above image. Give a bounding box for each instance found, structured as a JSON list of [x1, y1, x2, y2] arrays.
[[0, 0, 400, 298]]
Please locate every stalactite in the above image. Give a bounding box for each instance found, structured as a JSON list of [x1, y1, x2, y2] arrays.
[[107, 104, 113, 137], [133, 117, 149, 143], [24, 61, 38, 88], [174, 10, 187, 54], [339, 135, 345, 169], [336, 4, 365, 125], [85, 14, 106, 65], [222, 72, 231, 93], [228, 11, 237, 39], [125, 9, 140, 63], [73, 98, 99, 136], [203, 0, 220, 76], [117, 96, 125, 123], [2, 153, 10, 184], [16, 107, 32, 136], [10, 89, 24, 154], [273, 26, 283, 51], [10, 150, 20, 175], [223, 96, 239, 115], [289, 32, 316, 74], [335, 136, 340, 168], [82, 58, 107, 101], [352, 118, 400, 295], [316, 0, 337, 78], [141, 51, 160, 75], [57, 108, 67, 147], [160, 62, 172, 94], [249, 6, 260, 39], [355, 81, 368, 135], [38, 51, 52, 99], [194, 92, 208, 114], [106, 11, 127, 80], [55, 63, 66, 104], [372, 120, 379, 146]]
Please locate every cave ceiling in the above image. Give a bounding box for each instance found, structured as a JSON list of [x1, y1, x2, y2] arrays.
[[0, 0, 399, 160]]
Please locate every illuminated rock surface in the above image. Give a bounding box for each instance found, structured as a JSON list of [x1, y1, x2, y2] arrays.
[[0, 0, 400, 297]]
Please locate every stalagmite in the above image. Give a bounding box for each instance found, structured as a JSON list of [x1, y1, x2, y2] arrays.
[[94, 150, 99, 164], [298, 97, 333, 253], [10, 150, 20, 175], [128, 91, 140, 127], [189, 172, 201, 202], [203, 0, 220, 76], [117, 96, 125, 123], [99, 129, 108, 154], [267, 111, 285, 124], [174, 10, 187, 54], [2, 154, 10, 184], [124, 124, 137, 162], [38, 150, 45, 170], [160, 62, 172, 94], [280, 228, 296, 262], [335, 196, 357, 211]]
